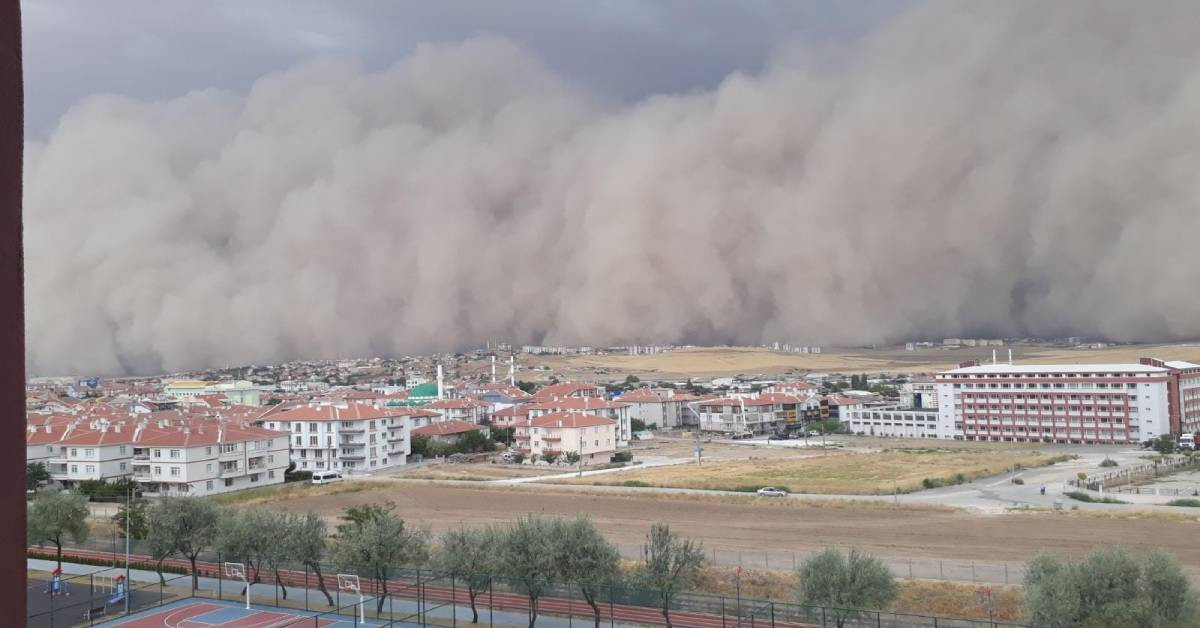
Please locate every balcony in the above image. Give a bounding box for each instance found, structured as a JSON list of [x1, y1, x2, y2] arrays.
[[339, 453, 366, 461], [338, 425, 365, 433], [387, 433, 405, 442]]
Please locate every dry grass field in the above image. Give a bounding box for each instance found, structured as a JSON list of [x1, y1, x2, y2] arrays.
[[520, 342, 1200, 379], [550, 449, 1068, 494], [388, 464, 547, 481]]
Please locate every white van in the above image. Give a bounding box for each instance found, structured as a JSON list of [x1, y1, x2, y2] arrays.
[[311, 470, 343, 485]]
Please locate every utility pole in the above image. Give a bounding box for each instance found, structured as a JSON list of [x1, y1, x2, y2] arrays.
[[125, 483, 134, 614]]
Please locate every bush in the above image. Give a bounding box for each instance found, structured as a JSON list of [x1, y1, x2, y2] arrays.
[[1166, 499, 1200, 508], [1064, 491, 1128, 504], [621, 480, 651, 487], [611, 451, 634, 463], [1012, 478, 1025, 485], [921, 473, 968, 490], [1099, 458, 1119, 468]]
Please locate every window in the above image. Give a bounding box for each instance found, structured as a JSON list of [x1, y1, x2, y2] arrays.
[[85, 448, 94, 456], [295, 435, 302, 446], [205, 446, 212, 455], [224, 478, 234, 487], [170, 467, 180, 477], [309, 422, 318, 432], [293, 423, 301, 433], [70, 448, 78, 457], [268, 454, 274, 463], [268, 470, 276, 479], [119, 462, 126, 471], [206, 463, 213, 472], [169, 449, 180, 459], [70, 465, 77, 473], [118, 445, 126, 455], [153, 449, 161, 458], [309, 436, 318, 446], [154, 466, 162, 476], [250, 473, 259, 482], [206, 480, 214, 490]]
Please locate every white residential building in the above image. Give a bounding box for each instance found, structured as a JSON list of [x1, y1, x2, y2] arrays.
[[935, 362, 1172, 444], [514, 411, 616, 462], [131, 423, 289, 496], [262, 402, 412, 473], [696, 393, 812, 435], [842, 406, 954, 439]]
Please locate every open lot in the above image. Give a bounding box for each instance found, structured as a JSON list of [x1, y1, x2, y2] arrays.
[[517, 342, 1200, 379], [268, 482, 1200, 575], [549, 448, 1069, 494], [389, 464, 549, 481]]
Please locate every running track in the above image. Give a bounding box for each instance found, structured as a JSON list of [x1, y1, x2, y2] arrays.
[[33, 546, 812, 628]]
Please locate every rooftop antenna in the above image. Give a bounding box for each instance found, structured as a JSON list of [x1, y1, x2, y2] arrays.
[[491, 356, 496, 384], [992, 349, 997, 365], [508, 355, 515, 386], [1008, 349, 1013, 365]]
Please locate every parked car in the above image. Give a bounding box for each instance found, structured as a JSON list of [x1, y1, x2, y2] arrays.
[[807, 430, 821, 437], [732, 430, 754, 440], [756, 486, 788, 497]]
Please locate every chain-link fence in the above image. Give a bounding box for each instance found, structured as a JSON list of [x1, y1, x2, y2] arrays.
[[29, 539, 1029, 627], [616, 543, 1026, 586]]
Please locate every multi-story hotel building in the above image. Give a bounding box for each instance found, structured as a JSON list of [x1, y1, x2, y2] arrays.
[[935, 361, 1173, 444]]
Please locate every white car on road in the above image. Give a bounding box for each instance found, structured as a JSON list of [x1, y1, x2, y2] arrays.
[[756, 486, 788, 497]]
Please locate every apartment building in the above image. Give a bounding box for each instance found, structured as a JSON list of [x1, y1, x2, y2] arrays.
[[264, 402, 411, 473], [525, 397, 632, 445], [842, 406, 953, 439], [425, 398, 490, 424], [935, 362, 1172, 444], [900, 377, 938, 409], [696, 393, 813, 435], [45, 422, 137, 485], [514, 411, 616, 462], [612, 389, 694, 429], [1138, 358, 1200, 434], [131, 423, 289, 496], [530, 382, 605, 402]]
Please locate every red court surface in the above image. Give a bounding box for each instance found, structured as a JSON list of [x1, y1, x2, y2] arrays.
[[104, 600, 363, 627]]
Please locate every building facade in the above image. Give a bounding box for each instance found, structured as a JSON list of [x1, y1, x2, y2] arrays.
[[935, 362, 1172, 444]]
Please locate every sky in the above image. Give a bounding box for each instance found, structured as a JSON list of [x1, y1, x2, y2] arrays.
[[24, 1, 1200, 376], [23, 0, 908, 138]]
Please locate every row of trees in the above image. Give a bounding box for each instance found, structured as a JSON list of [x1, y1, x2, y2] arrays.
[[28, 488, 1196, 627], [410, 431, 498, 458]]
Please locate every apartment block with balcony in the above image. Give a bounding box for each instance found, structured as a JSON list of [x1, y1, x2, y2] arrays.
[[935, 362, 1172, 444], [266, 402, 411, 474], [132, 423, 289, 497], [513, 411, 616, 462]]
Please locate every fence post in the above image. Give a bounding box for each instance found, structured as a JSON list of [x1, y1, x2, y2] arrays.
[[1004, 563, 1009, 584], [769, 601, 775, 628], [304, 564, 309, 612], [490, 576, 495, 628], [939, 560, 944, 579], [452, 573, 457, 628], [907, 559, 912, 579], [821, 606, 826, 627], [971, 562, 976, 583], [721, 596, 726, 628]]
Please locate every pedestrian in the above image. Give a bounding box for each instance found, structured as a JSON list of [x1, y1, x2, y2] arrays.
[[1040, 484, 1046, 495]]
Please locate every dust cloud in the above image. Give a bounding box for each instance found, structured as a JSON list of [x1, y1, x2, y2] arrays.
[[24, 1, 1200, 374]]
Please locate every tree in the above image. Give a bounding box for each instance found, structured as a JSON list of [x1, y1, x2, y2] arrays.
[[26, 462, 50, 491], [152, 497, 220, 590], [795, 547, 898, 628], [432, 526, 497, 623], [631, 418, 649, 433], [1023, 547, 1197, 628], [333, 504, 429, 613], [623, 375, 641, 387], [411, 434, 432, 458], [563, 451, 581, 465], [496, 515, 562, 628], [511, 452, 526, 464], [554, 517, 621, 628], [1154, 434, 1177, 455], [284, 511, 335, 606], [144, 508, 176, 586], [541, 451, 559, 465], [27, 490, 90, 569], [516, 380, 537, 394], [112, 498, 149, 539], [216, 509, 277, 594], [639, 523, 705, 627]]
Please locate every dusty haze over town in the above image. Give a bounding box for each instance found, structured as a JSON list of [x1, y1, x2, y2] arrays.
[[22, 0, 1200, 375]]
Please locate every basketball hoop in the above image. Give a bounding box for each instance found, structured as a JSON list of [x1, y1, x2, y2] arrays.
[[225, 562, 249, 610], [338, 573, 364, 623]]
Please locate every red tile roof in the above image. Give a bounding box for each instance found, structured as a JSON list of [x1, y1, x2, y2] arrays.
[[528, 411, 615, 429], [412, 420, 482, 437]]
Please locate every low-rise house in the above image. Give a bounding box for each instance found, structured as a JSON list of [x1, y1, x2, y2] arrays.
[[412, 420, 488, 445]]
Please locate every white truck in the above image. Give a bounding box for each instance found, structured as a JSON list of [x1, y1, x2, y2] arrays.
[[1179, 433, 1195, 451]]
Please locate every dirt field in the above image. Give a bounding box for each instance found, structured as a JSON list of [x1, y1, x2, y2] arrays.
[[550, 449, 1067, 494], [389, 464, 549, 481], [270, 483, 1200, 573], [519, 343, 1200, 379]]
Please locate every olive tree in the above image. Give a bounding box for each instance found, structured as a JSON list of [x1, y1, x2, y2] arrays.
[[284, 511, 335, 606], [1024, 547, 1197, 627], [332, 503, 430, 614], [151, 497, 221, 590], [639, 523, 705, 628], [27, 490, 90, 569], [495, 515, 562, 628], [554, 517, 621, 628], [432, 526, 497, 623], [795, 547, 898, 628]]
